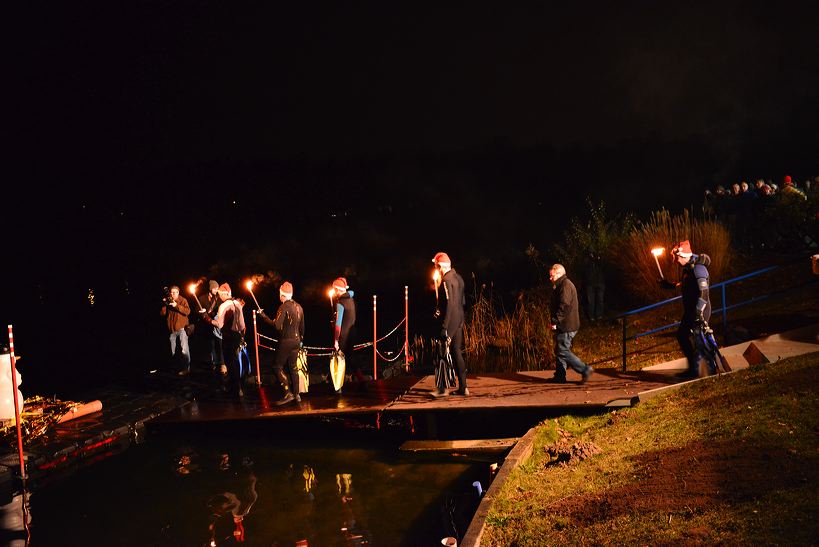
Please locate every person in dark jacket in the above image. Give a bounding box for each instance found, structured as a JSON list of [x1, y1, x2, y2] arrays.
[[582, 251, 606, 321], [549, 264, 594, 384], [259, 281, 305, 405], [431, 252, 469, 396], [200, 279, 226, 375], [160, 285, 192, 375], [660, 240, 712, 379]]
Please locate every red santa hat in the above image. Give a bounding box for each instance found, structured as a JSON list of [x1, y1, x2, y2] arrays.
[[279, 281, 293, 298], [672, 240, 693, 258], [783, 175, 793, 186], [218, 283, 232, 296], [431, 252, 451, 267], [332, 277, 349, 292]]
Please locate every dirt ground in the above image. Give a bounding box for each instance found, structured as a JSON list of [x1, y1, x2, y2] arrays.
[[552, 440, 817, 526]]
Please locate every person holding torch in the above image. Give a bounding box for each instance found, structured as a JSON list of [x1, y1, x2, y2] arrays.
[[259, 281, 305, 405], [431, 252, 469, 397], [658, 240, 712, 379]]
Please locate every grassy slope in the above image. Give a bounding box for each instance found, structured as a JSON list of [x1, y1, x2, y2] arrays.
[[482, 351, 819, 546]]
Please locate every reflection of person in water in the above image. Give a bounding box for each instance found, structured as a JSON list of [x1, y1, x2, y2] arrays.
[[285, 463, 317, 545], [335, 473, 371, 546], [206, 455, 258, 544]]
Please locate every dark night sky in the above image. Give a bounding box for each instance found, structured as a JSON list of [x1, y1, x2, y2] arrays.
[[5, 1, 819, 391], [7, 1, 819, 287]]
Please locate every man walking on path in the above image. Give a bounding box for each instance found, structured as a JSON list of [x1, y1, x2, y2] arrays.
[[548, 264, 594, 384], [660, 240, 712, 379]]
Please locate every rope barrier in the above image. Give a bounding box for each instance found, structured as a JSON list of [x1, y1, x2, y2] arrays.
[[353, 317, 406, 350], [258, 317, 407, 354], [376, 346, 406, 363], [251, 289, 412, 383]]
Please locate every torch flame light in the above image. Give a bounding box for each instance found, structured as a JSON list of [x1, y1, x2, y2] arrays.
[[188, 283, 203, 309], [651, 247, 666, 278], [244, 279, 262, 310]]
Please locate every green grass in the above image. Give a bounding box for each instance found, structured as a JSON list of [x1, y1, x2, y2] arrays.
[[481, 351, 819, 546]]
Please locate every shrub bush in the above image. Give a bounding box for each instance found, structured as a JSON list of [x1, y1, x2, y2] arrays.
[[619, 208, 732, 304]]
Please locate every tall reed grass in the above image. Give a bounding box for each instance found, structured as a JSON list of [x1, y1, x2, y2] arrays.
[[463, 283, 554, 373], [622, 208, 732, 303]]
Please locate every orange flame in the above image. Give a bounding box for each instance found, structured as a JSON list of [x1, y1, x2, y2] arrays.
[[188, 283, 197, 295], [651, 247, 665, 257], [245, 280, 254, 291]]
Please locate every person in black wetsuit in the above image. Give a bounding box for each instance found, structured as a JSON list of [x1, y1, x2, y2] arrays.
[[331, 277, 356, 355], [660, 240, 712, 379], [431, 252, 469, 397], [259, 281, 305, 405]]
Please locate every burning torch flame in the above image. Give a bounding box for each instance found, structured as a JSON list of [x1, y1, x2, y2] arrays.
[[651, 247, 665, 278], [188, 283, 203, 309], [244, 279, 262, 310], [328, 288, 335, 309]]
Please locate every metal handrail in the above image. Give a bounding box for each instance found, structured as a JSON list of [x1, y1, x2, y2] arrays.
[[617, 263, 792, 371]]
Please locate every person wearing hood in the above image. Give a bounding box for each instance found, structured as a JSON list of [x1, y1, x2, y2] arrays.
[[660, 240, 712, 379]]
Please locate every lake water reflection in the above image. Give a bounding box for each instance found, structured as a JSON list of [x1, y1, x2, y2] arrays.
[[16, 433, 484, 546]]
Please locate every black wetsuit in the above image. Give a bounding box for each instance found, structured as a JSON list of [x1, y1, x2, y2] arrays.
[[677, 254, 711, 374], [261, 300, 305, 395], [333, 291, 356, 355], [442, 269, 467, 391]]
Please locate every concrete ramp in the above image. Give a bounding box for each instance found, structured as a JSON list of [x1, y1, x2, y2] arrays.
[[643, 323, 819, 375]]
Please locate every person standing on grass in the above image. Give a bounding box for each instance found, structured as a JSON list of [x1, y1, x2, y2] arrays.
[[548, 264, 594, 384], [659, 240, 712, 379]]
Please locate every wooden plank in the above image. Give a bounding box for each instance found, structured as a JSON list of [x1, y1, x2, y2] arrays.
[[399, 438, 518, 453]]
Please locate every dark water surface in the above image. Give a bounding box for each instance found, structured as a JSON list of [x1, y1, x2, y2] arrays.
[[8, 433, 485, 546]]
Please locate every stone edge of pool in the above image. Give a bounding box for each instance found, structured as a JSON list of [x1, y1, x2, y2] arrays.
[[460, 425, 538, 547]]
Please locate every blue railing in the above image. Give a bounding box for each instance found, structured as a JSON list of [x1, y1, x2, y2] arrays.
[[617, 263, 815, 371]]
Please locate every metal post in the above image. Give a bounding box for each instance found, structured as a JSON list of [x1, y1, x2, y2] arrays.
[[7, 325, 29, 542], [253, 310, 261, 385], [7, 326, 25, 480], [404, 286, 409, 371], [721, 284, 728, 346], [621, 316, 627, 372], [373, 295, 378, 380]]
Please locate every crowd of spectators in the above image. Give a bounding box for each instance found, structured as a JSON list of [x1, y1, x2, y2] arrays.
[[703, 175, 818, 251]]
